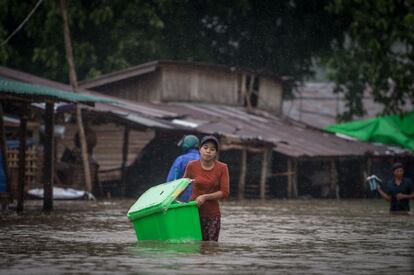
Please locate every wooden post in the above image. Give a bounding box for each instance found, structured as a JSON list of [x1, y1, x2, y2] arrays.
[[245, 74, 255, 112], [292, 159, 298, 198], [0, 102, 9, 192], [259, 150, 268, 200], [238, 148, 247, 200], [366, 157, 372, 175], [363, 157, 372, 194], [240, 74, 246, 105], [287, 159, 292, 198], [16, 103, 28, 213], [330, 159, 339, 199], [43, 103, 54, 211], [120, 126, 130, 196], [59, 0, 92, 193]]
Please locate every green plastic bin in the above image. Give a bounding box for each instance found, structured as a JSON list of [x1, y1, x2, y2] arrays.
[[127, 178, 202, 241]]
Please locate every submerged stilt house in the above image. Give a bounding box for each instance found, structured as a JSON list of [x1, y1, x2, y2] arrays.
[[0, 71, 111, 211]]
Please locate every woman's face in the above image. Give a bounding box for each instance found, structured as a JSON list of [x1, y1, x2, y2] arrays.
[[199, 142, 217, 161], [393, 167, 404, 178]]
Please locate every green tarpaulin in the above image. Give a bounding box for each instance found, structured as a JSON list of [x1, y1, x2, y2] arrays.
[[326, 111, 414, 151]]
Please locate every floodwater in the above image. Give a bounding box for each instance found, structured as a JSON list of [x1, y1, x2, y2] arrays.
[[0, 199, 413, 274]]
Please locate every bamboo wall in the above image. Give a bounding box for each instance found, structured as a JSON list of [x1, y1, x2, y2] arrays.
[[6, 146, 40, 195], [57, 123, 155, 183]]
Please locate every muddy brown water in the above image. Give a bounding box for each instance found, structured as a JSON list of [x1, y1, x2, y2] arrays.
[[0, 199, 413, 274]]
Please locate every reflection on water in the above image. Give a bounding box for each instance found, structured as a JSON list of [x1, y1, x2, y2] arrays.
[[0, 199, 413, 274]]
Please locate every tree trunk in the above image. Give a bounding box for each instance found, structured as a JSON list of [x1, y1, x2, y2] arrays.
[[59, 0, 92, 193], [238, 148, 247, 200]]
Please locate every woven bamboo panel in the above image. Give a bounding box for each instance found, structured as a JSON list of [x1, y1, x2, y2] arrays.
[[6, 146, 41, 193]]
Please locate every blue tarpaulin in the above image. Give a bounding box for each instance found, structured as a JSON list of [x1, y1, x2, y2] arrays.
[[0, 139, 35, 193], [6, 139, 34, 149], [0, 153, 6, 192]]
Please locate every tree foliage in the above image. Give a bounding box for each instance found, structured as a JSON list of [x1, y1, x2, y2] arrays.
[[326, 0, 414, 121], [0, 0, 342, 90]]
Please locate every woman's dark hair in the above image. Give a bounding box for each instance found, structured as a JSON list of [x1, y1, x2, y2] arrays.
[[392, 162, 404, 172]]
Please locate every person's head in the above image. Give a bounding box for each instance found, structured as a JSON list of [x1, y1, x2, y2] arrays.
[[199, 135, 219, 162], [392, 162, 404, 179], [177, 135, 199, 153]]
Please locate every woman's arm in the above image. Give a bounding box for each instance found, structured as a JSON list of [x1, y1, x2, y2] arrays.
[[196, 191, 224, 206], [396, 192, 414, 200], [396, 180, 414, 200], [377, 185, 391, 201], [196, 164, 230, 206], [183, 162, 191, 178]]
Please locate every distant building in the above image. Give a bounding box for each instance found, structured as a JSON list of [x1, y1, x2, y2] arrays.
[[282, 81, 413, 129]]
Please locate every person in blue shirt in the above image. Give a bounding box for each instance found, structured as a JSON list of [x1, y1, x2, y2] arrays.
[[377, 162, 414, 212], [166, 135, 200, 202]]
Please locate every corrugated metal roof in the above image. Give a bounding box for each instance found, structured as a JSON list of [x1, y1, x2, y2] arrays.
[[89, 100, 399, 158], [0, 67, 175, 130], [0, 66, 72, 92], [0, 77, 113, 105], [111, 111, 175, 129]]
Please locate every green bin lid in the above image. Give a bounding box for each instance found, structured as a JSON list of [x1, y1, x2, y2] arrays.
[[127, 178, 191, 221]]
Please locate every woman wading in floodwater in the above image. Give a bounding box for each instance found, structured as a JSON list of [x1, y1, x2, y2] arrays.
[[183, 135, 230, 241]]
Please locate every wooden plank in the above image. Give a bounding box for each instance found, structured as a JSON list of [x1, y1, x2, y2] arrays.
[[259, 150, 268, 199], [287, 159, 292, 199], [43, 103, 54, 211], [257, 77, 283, 114], [221, 143, 266, 153], [271, 171, 295, 177], [17, 103, 28, 212], [238, 149, 247, 200], [120, 126, 129, 196], [330, 159, 339, 199], [363, 157, 372, 193], [292, 160, 298, 198], [162, 65, 239, 104], [245, 74, 254, 111]]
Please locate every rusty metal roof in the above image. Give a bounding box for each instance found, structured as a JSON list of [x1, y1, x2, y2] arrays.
[[85, 97, 399, 158], [157, 102, 402, 158]]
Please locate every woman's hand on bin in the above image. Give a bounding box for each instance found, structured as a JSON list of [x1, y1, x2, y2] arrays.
[[396, 193, 407, 200], [195, 195, 207, 207]]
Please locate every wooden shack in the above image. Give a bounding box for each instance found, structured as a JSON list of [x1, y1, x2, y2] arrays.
[[80, 60, 284, 114]]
